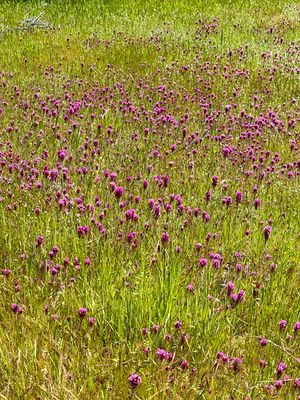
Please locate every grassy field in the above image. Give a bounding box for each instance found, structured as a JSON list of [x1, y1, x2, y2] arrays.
[[0, 0, 300, 398]]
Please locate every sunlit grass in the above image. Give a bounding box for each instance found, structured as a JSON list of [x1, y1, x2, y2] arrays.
[[0, 0, 299, 399]]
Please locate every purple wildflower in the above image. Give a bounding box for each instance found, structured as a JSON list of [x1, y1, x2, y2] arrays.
[[128, 373, 142, 389], [161, 231, 170, 244], [78, 307, 87, 318], [279, 320, 287, 331], [263, 225, 272, 241]]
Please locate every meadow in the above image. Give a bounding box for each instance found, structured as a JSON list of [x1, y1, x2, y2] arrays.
[[0, 0, 300, 398]]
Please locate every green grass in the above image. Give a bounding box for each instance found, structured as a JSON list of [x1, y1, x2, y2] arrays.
[[0, 0, 300, 399]]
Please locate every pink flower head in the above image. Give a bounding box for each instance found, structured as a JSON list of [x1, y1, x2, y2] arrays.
[[235, 191, 243, 204], [174, 320, 182, 330], [88, 317, 96, 327], [156, 348, 168, 360], [35, 234, 44, 247], [78, 307, 87, 318], [276, 362, 287, 377], [254, 198, 261, 209], [187, 283, 195, 292], [212, 175, 219, 186], [237, 290, 245, 301], [263, 225, 272, 241], [260, 338, 268, 346], [275, 380, 283, 390], [128, 373, 142, 389], [142, 327, 148, 336], [259, 359, 267, 368], [232, 357, 243, 371], [226, 281, 234, 295], [198, 258, 208, 268], [161, 231, 170, 244], [279, 320, 287, 331], [115, 186, 124, 199], [180, 359, 189, 370], [294, 321, 300, 332]]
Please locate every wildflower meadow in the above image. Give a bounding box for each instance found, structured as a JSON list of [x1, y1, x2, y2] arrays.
[[0, 0, 299, 398]]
